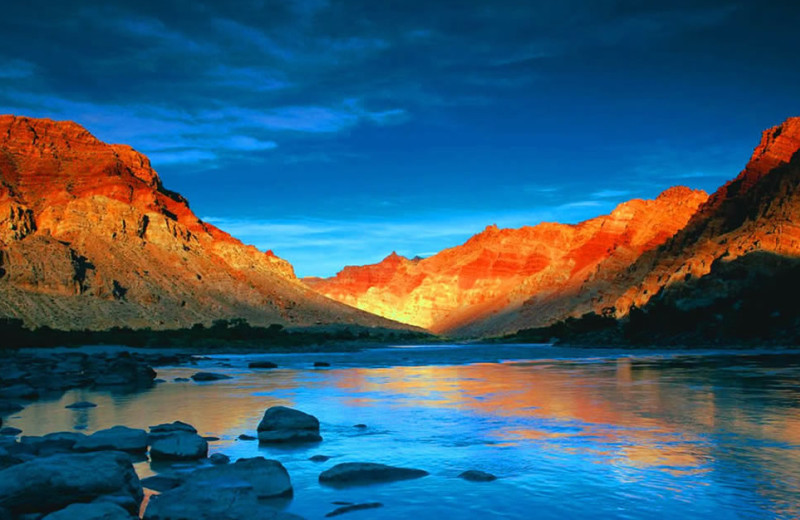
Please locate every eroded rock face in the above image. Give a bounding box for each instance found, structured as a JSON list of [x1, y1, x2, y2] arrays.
[[0, 451, 143, 516], [608, 118, 800, 314], [0, 115, 411, 332], [307, 187, 707, 335]]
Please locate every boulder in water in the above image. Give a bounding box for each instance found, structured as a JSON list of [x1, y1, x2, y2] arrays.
[[190, 372, 232, 382], [0, 451, 142, 516], [257, 406, 321, 444], [150, 432, 208, 461]]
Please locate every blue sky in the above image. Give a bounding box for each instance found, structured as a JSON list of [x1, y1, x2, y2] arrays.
[[2, 1, 799, 276]]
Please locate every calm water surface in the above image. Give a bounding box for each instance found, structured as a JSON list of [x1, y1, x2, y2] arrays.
[[6, 344, 800, 519]]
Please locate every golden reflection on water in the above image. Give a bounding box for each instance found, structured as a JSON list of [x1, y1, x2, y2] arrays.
[[329, 358, 800, 477], [326, 356, 800, 518]]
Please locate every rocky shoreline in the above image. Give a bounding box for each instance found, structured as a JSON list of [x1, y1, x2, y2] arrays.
[[0, 349, 495, 519]]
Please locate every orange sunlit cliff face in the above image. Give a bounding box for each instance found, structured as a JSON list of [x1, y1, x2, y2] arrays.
[[595, 116, 800, 317], [306, 117, 800, 337], [0, 115, 411, 331], [305, 186, 708, 334]]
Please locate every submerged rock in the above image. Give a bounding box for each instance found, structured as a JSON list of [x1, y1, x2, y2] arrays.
[[42, 502, 135, 520], [150, 432, 208, 461], [326, 502, 383, 517], [141, 474, 184, 492], [0, 428, 21, 437], [458, 470, 497, 482], [0, 451, 142, 516], [183, 457, 293, 499], [66, 401, 97, 409], [309, 455, 331, 463], [319, 463, 428, 486], [73, 426, 148, 453], [257, 406, 322, 444], [238, 434, 257, 441], [248, 361, 278, 369], [313, 362, 331, 367], [143, 481, 301, 520], [190, 372, 232, 382]]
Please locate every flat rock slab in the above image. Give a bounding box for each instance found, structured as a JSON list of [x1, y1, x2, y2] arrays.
[[190, 372, 232, 382], [319, 463, 429, 487], [74, 426, 148, 453]]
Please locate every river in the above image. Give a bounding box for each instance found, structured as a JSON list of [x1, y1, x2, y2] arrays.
[[6, 344, 800, 519]]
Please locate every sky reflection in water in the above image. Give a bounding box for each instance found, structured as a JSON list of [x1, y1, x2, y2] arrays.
[[7, 346, 800, 519]]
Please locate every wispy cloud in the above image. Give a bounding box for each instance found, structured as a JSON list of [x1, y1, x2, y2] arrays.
[[591, 189, 630, 199]]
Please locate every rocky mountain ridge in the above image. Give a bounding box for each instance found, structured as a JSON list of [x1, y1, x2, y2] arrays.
[[306, 186, 708, 334], [0, 115, 409, 332]]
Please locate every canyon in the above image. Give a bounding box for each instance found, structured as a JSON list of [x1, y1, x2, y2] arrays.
[[309, 117, 800, 338], [3, 114, 799, 340]]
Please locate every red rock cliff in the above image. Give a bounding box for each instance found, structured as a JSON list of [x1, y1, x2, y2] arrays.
[[0, 115, 408, 331]]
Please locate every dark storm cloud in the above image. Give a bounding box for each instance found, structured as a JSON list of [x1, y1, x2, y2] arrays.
[[0, 0, 755, 163]]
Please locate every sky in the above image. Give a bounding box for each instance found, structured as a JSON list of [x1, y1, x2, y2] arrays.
[[2, 1, 800, 277]]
